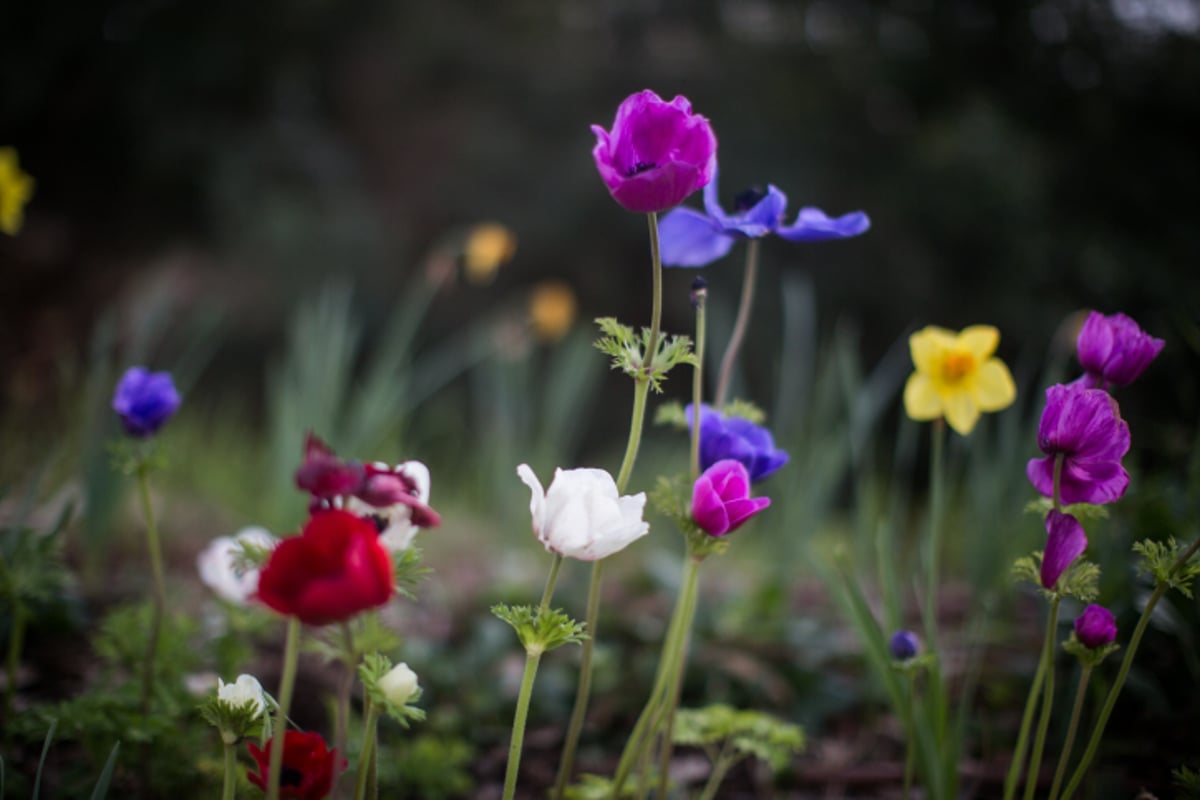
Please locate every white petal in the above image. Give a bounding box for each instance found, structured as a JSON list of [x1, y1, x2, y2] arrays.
[[516, 464, 547, 538], [397, 460, 431, 503]]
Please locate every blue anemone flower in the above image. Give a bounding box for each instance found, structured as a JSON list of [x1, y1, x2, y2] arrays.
[[685, 403, 789, 482], [658, 168, 870, 267], [112, 366, 181, 438]]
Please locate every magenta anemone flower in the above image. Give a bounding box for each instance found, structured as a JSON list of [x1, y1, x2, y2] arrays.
[[658, 168, 870, 267], [1041, 510, 1088, 591], [1076, 311, 1164, 389], [112, 366, 181, 437], [1074, 604, 1117, 649], [591, 90, 717, 214], [1026, 384, 1130, 505], [691, 459, 770, 537]]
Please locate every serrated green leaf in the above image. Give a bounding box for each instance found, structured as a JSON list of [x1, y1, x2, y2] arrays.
[[654, 401, 689, 429], [719, 399, 766, 425]]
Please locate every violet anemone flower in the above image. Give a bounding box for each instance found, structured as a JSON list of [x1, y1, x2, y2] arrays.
[[1076, 311, 1164, 389], [685, 404, 789, 482], [1074, 604, 1118, 649], [112, 366, 181, 437], [888, 630, 920, 661], [1041, 510, 1088, 591], [1027, 384, 1130, 505], [691, 459, 771, 537], [591, 90, 717, 214], [658, 169, 870, 267]]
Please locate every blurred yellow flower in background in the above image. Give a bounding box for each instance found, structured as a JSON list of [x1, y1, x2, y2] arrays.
[[903, 324, 1015, 435], [0, 148, 34, 235], [529, 280, 577, 343], [463, 222, 517, 285]]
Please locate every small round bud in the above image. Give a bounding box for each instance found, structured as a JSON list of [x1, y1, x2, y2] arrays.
[[1074, 604, 1117, 649], [379, 662, 419, 706], [889, 630, 920, 661], [690, 277, 708, 308]]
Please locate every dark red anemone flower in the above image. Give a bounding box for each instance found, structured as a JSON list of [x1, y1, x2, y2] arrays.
[[247, 731, 346, 800]]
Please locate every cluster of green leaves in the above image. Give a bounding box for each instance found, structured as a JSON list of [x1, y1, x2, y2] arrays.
[[1173, 765, 1200, 800], [358, 652, 426, 727], [592, 317, 697, 393], [1133, 538, 1200, 597], [673, 703, 805, 773], [0, 502, 73, 627], [1011, 552, 1101, 603], [389, 734, 474, 799], [1023, 498, 1110, 523], [197, 689, 271, 746], [490, 603, 587, 655], [649, 475, 729, 559], [1061, 632, 1120, 669]]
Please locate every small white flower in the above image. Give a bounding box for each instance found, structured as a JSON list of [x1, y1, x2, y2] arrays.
[[217, 673, 267, 719], [378, 662, 420, 706], [196, 526, 276, 605], [516, 464, 649, 561], [347, 461, 432, 553]]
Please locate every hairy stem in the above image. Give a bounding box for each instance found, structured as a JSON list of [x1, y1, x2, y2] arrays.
[[714, 238, 760, 408], [136, 464, 168, 713], [1023, 596, 1062, 800]]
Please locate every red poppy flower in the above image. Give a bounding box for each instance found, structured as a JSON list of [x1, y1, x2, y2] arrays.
[[256, 510, 395, 625], [247, 730, 346, 800]]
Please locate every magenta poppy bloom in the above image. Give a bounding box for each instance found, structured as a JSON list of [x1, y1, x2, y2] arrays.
[[1074, 604, 1117, 649], [112, 366, 181, 437], [1041, 510, 1088, 591], [691, 459, 770, 537], [1076, 311, 1164, 389], [659, 169, 870, 267], [591, 90, 717, 214], [1026, 384, 1130, 505]]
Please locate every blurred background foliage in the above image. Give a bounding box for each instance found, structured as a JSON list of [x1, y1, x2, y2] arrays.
[[2, 0, 1200, 796]]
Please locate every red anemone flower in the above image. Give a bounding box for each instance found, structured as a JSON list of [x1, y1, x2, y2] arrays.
[[247, 731, 346, 800]]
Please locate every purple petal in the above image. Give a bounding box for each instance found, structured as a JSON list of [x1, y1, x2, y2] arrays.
[[710, 459, 751, 500], [1074, 604, 1117, 648], [718, 185, 787, 238], [776, 208, 871, 242], [722, 495, 771, 533], [1041, 510, 1088, 590], [1026, 456, 1055, 500], [691, 474, 731, 536], [702, 166, 730, 224], [658, 207, 735, 267], [1075, 311, 1114, 376]]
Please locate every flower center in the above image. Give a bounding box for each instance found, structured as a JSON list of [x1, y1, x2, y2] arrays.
[[734, 187, 767, 212], [625, 161, 657, 177], [281, 767, 304, 787], [941, 351, 975, 383]]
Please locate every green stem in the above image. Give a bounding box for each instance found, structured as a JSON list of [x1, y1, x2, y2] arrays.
[[1060, 536, 1200, 800], [698, 747, 741, 800], [540, 554, 565, 612], [551, 559, 603, 800], [353, 702, 381, 800], [267, 616, 302, 800], [333, 622, 356, 800], [5, 602, 25, 728], [1023, 596, 1062, 800], [222, 740, 238, 800], [1048, 666, 1091, 800], [920, 421, 950, 787], [501, 651, 543, 800], [691, 286, 707, 481], [713, 238, 760, 408], [653, 555, 703, 798], [903, 674, 916, 800], [643, 211, 663, 385], [136, 464, 167, 713], [1003, 643, 1049, 800]]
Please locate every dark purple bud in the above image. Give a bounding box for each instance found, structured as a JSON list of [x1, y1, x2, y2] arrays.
[[690, 276, 708, 308], [889, 630, 920, 661], [1041, 510, 1088, 591], [112, 366, 181, 438], [1074, 604, 1117, 649]]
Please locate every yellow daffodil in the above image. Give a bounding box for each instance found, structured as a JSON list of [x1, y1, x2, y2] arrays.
[[529, 280, 577, 343], [463, 222, 517, 285], [0, 148, 34, 236], [903, 324, 1015, 435]]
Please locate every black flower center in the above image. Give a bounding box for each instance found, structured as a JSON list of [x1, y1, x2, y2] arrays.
[[626, 161, 657, 177], [281, 766, 304, 787], [734, 187, 767, 212]]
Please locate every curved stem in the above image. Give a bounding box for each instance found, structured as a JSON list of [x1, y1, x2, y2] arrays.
[[267, 616, 302, 800], [1048, 666, 1091, 800], [1023, 596, 1062, 800], [698, 747, 741, 800], [691, 289, 707, 481], [642, 212, 663, 383], [136, 464, 167, 713], [222, 740, 238, 800], [714, 238, 760, 408], [551, 559, 603, 800], [540, 554, 565, 612], [1002, 642, 1049, 800], [353, 701, 381, 800], [654, 555, 703, 798]]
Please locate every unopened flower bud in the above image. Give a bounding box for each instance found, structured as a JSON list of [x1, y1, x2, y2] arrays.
[[1074, 604, 1117, 649], [379, 662, 419, 706], [690, 277, 708, 308], [889, 630, 920, 661], [218, 674, 267, 719]]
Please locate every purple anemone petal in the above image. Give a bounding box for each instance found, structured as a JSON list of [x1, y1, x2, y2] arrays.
[[776, 208, 871, 242], [1076, 311, 1164, 387], [717, 185, 788, 238], [691, 459, 770, 537], [1041, 510, 1088, 590], [686, 404, 790, 482], [659, 206, 736, 267]]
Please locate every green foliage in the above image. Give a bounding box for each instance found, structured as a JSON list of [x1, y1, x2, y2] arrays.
[[592, 317, 697, 393], [1172, 765, 1200, 800], [107, 439, 168, 479], [720, 399, 766, 424], [673, 704, 805, 773], [563, 773, 638, 799], [0, 503, 72, 616], [649, 474, 730, 559], [1134, 538, 1200, 598], [197, 686, 269, 745], [490, 603, 587, 655], [305, 613, 402, 666], [359, 652, 427, 727], [1023, 498, 1109, 522], [1062, 632, 1120, 669], [654, 400, 689, 429], [392, 546, 431, 600], [1012, 552, 1101, 602], [392, 734, 474, 799]]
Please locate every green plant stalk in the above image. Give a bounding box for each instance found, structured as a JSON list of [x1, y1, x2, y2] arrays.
[[903, 674, 916, 800], [267, 616, 302, 800], [1060, 536, 1200, 800], [222, 741, 238, 800], [5, 602, 25, 728], [691, 289, 707, 481], [552, 213, 664, 798], [697, 742, 739, 800], [332, 622, 356, 800], [1023, 596, 1062, 800], [652, 555, 703, 798], [920, 421, 952, 791], [1048, 666, 1092, 800], [713, 238, 760, 408], [136, 463, 168, 713], [353, 701, 381, 800], [1003, 629, 1049, 800], [501, 555, 564, 800]]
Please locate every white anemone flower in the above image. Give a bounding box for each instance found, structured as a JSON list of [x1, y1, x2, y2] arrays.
[[196, 526, 276, 605], [378, 662, 420, 706], [217, 673, 267, 719], [516, 464, 649, 561]]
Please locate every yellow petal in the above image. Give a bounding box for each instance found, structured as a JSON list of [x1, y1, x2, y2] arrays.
[[970, 358, 1016, 412], [903, 373, 943, 421], [942, 389, 980, 435], [957, 325, 1000, 360], [909, 326, 957, 376]]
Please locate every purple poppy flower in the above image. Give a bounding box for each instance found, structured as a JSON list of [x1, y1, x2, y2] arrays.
[[1076, 311, 1164, 389], [685, 404, 789, 482], [691, 459, 771, 537], [1074, 604, 1117, 649], [1026, 384, 1131, 505], [889, 630, 920, 661], [591, 90, 717, 214], [657, 168, 871, 267], [1041, 510, 1088, 591], [112, 366, 181, 437]]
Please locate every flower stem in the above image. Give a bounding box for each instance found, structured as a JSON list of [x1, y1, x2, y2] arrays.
[[920, 421, 951, 787], [1022, 595, 1062, 800], [332, 622, 356, 800], [267, 616, 302, 800], [643, 211, 663, 383], [1060, 536, 1200, 800], [697, 743, 739, 800], [714, 238, 760, 408], [5, 601, 25, 730], [653, 554, 703, 798], [550, 559, 602, 800], [1002, 642, 1049, 800], [353, 701, 381, 800], [1048, 666, 1092, 800], [222, 740, 238, 800], [136, 463, 168, 713], [690, 284, 707, 481], [903, 673, 916, 800]]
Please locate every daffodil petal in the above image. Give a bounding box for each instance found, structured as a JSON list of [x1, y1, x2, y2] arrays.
[[909, 326, 957, 376], [958, 325, 1000, 360], [971, 358, 1017, 412], [942, 390, 980, 435], [903, 373, 943, 421]]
